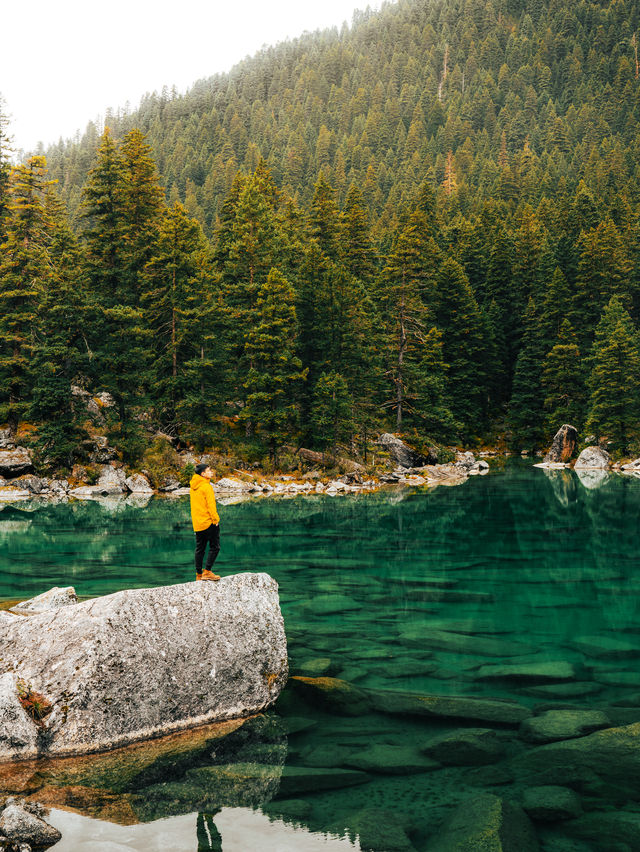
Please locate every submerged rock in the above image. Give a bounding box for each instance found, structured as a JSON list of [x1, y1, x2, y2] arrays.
[[521, 786, 582, 822], [519, 709, 610, 744], [399, 628, 527, 657], [274, 765, 371, 797], [331, 807, 417, 852], [571, 634, 640, 660], [345, 743, 439, 775], [564, 809, 640, 848], [370, 688, 531, 725], [514, 721, 640, 797], [475, 661, 576, 682], [422, 727, 506, 765], [0, 574, 288, 760], [428, 793, 540, 852]]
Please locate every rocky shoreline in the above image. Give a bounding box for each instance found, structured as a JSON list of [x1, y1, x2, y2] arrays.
[[0, 431, 491, 506]]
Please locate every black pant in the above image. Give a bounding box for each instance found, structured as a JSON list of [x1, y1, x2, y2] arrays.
[[195, 524, 220, 572]]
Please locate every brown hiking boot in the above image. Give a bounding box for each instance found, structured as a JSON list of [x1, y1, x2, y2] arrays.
[[201, 569, 220, 581]]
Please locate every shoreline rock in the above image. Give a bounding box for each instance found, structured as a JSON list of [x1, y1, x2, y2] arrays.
[[0, 574, 288, 761]]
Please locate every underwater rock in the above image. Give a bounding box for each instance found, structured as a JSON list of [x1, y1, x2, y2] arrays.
[[519, 682, 602, 699], [519, 709, 610, 744], [293, 657, 335, 677], [0, 799, 61, 848], [475, 661, 576, 682], [428, 793, 540, 852], [10, 586, 77, 615], [521, 786, 582, 822], [307, 595, 362, 615], [563, 809, 640, 849], [331, 807, 417, 852], [513, 721, 640, 797], [345, 743, 439, 775], [399, 628, 529, 657], [185, 762, 282, 808], [571, 634, 640, 660], [422, 727, 506, 766], [290, 676, 371, 716], [0, 574, 288, 759], [369, 688, 531, 725], [274, 765, 371, 797]]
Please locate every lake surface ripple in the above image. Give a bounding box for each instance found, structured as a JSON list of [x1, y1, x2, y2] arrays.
[[1, 461, 639, 851]]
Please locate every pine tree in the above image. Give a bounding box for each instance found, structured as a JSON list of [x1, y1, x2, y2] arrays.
[[309, 172, 340, 262], [340, 183, 377, 282], [82, 128, 128, 304], [508, 298, 547, 450], [0, 97, 12, 240], [311, 372, 355, 456], [0, 156, 53, 427], [541, 319, 585, 435], [241, 268, 307, 463], [119, 128, 165, 302], [432, 256, 487, 434], [142, 202, 218, 434], [585, 296, 640, 454], [30, 191, 89, 468]]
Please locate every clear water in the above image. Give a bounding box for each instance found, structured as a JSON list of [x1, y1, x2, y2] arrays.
[[1, 462, 639, 851]]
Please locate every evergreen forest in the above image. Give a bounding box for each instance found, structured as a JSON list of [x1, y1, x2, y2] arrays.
[[2, 0, 640, 472]]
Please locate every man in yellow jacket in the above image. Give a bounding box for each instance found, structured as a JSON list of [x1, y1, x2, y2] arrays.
[[190, 463, 221, 581]]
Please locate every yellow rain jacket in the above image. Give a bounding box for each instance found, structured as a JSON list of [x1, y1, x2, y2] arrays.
[[190, 474, 220, 531]]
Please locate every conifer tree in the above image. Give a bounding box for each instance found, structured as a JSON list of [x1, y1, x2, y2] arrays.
[[432, 257, 487, 433], [242, 268, 307, 463], [0, 97, 12, 240], [311, 371, 355, 457], [309, 173, 340, 261], [585, 296, 640, 453], [0, 156, 53, 427], [340, 183, 377, 282], [30, 191, 88, 468], [142, 202, 218, 435], [82, 128, 128, 304], [541, 319, 585, 435], [119, 128, 165, 302], [508, 297, 547, 449]]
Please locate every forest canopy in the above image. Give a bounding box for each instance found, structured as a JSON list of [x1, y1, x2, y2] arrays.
[[2, 0, 640, 470]]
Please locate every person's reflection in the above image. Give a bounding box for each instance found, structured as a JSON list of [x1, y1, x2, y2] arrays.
[[197, 812, 222, 851]]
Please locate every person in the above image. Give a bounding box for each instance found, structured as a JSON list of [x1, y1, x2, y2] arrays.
[[190, 463, 221, 581]]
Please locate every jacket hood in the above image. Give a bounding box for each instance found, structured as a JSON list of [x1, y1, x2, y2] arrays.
[[190, 474, 209, 490]]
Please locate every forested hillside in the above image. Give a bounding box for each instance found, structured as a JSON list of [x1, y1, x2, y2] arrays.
[[2, 0, 640, 473]]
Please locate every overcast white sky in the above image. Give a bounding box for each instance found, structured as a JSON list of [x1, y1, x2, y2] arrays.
[[1, 0, 380, 155]]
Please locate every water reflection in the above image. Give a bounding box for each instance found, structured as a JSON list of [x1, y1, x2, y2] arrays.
[[2, 462, 640, 850]]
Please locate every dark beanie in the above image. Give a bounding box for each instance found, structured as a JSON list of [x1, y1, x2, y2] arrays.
[[195, 463, 209, 475]]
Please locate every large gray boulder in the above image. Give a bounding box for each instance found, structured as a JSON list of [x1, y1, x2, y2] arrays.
[[544, 424, 578, 463], [378, 433, 428, 468], [574, 445, 610, 469], [97, 465, 127, 494], [0, 573, 288, 760], [0, 447, 33, 477]]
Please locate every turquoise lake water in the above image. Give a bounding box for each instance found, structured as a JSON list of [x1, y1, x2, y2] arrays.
[[1, 461, 640, 851]]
